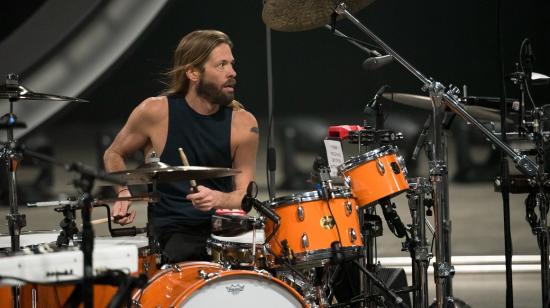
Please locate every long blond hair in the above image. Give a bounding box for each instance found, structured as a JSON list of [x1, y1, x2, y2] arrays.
[[163, 30, 243, 110]]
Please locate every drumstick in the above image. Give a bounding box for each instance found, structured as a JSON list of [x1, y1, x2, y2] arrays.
[[88, 213, 132, 225], [178, 147, 198, 193], [90, 217, 111, 225]]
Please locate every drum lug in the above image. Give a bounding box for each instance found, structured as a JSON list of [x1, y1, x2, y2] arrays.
[[301, 233, 309, 248], [297, 204, 305, 221], [171, 263, 182, 272], [344, 176, 352, 188], [345, 200, 353, 216], [198, 269, 220, 280], [349, 228, 358, 243], [376, 159, 385, 175]]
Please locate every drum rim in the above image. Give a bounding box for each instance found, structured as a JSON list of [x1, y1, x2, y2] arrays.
[[0, 229, 60, 237], [133, 261, 223, 303], [274, 246, 364, 269], [338, 145, 398, 174], [206, 237, 264, 248], [267, 189, 353, 208]]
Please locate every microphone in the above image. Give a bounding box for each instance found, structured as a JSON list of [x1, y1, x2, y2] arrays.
[[365, 85, 391, 113], [379, 198, 407, 238], [411, 115, 432, 161], [324, 24, 381, 57], [241, 182, 280, 224], [362, 55, 393, 71]]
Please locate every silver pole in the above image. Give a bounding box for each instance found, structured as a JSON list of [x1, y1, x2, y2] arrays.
[[408, 178, 431, 308], [333, 4, 538, 177]]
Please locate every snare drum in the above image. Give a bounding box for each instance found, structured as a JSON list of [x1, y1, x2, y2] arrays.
[[338, 145, 409, 207], [209, 215, 266, 267], [0, 235, 158, 308], [0, 231, 58, 308], [0, 230, 59, 251], [208, 230, 266, 267], [265, 189, 363, 268], [133, 262, 306, 307]]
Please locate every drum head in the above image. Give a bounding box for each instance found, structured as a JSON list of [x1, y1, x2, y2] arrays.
[[175, 272, 304, 307]]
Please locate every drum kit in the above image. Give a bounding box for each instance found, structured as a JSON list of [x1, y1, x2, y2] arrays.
[[1, 0, 549, 308]]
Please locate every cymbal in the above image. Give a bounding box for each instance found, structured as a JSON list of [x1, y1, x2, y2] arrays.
[[109, 162, 241, 185], [262, 0, 375, 32], [0, 84, 88, 103], [381, 92, 510, 123]]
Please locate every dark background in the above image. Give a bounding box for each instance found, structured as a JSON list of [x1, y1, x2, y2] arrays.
[[1, 0, 545, 123], [1, 0, 550, 196]]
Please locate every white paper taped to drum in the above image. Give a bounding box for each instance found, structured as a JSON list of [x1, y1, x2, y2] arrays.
[[324, 139, 345, 177], [211, 230, 265, 244]]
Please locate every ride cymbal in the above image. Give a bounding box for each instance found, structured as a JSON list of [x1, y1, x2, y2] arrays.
[[262, 0, 375, 32], [381, 92, 511, 123]]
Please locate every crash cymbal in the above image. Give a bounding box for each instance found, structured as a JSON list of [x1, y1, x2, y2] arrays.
[[109, 163, 241, 185], [262, 0, 375, 32], [0, 84, 88, 102], [381, 92, 511, 123]]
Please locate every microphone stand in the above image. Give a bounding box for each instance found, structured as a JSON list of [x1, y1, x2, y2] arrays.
[[264, 1, 277, 200], [0, 75, 26, 308], [495, 3, 513, 306], [333, 3, 539, 307], [17, 148, 126, 308]]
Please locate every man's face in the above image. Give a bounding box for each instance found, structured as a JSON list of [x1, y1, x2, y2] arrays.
[[196, 43, 236, 106]]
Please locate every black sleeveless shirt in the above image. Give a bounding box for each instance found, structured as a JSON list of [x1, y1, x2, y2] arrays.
[[150, 96, 234, 227]]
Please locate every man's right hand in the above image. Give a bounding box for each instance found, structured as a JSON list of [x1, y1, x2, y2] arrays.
[[112, 189, 136, 225]]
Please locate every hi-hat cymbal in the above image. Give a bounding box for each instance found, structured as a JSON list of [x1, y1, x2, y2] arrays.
[[109, 163, 241, 185], [0, 84, 88, 103], [262, 0, 375, 32], [381, 92, 511, 123]]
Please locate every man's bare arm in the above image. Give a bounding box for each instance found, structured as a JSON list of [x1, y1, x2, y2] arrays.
[[186, 110, 259, 211]]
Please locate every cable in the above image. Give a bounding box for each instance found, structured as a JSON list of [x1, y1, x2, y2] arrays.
[[518, 38, 537, 110], [331, 31, 381, 52], [325, 199, 343, 245]]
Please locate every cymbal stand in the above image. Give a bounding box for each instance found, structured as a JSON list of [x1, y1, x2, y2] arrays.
[[406, 177, 433, 308], [522, 106, 550, 307], [333, 3, 539, 307], [18, 147, 126, 308], [1, 74, 27, 308]]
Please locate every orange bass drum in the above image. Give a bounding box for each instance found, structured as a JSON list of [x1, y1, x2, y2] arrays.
[[133, 261, 306, 307]]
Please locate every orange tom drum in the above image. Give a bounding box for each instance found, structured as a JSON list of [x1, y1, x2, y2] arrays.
[[264, 189, 363, 268], [132, 262, 306, 307], [338, 145, 409, 207]]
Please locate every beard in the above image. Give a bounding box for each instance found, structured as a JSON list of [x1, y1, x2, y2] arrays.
[[196, 77, 235, 106]]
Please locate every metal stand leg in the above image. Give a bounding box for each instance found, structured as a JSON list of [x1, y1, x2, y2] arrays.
[[407, 178, 432, 308], [359, 207, 384, 307], [429, 105, 456, 307]]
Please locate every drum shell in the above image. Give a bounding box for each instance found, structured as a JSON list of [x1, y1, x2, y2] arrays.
[[265, 191, 363, 268], [133, 261, 306, 307], [339, 146, 409, 207]]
